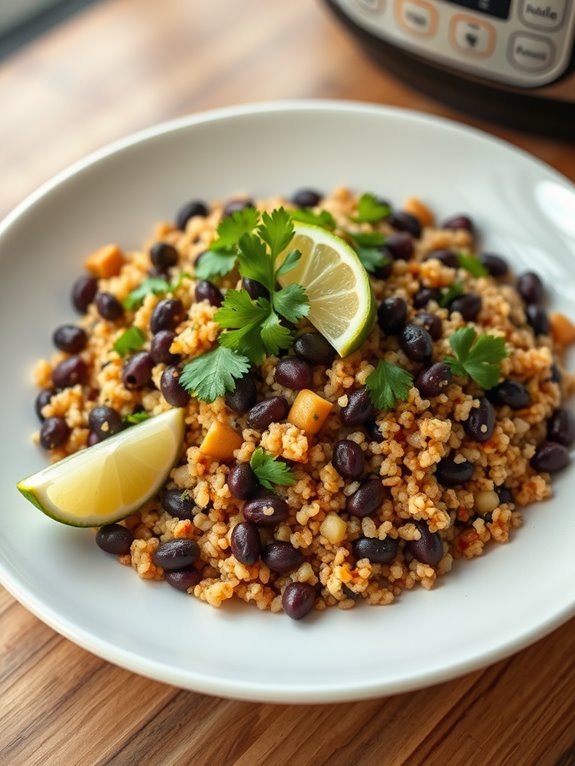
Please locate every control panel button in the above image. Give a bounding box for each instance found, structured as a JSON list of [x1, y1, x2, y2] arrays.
[[508, 32, 555, 71], [396, 0, 438, 37], [519, 0, 565, 32], [449, 14, 496, 57]]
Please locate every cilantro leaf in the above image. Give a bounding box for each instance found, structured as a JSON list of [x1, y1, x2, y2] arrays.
[[180, 346, 251, 403], [457, 253, 488, 277], [365, 360, 414, 410], [260, 312, 293, 357], [273, 283, 310, 324], [123, 411, 151, 425], [356, 247, 389, 274], [289, 208, 336, 230], [440, 281, 464, 308], [351, 193, 391, 224], [215, 290, 270, 328], [257, 208, 294, 261], [194, 250, 238, 280], [113, 326, 146, 357], [348, 231, 387, 247], [275, 249, 301, 278], [444, 327, 508, 389], [249, 448, 296, 489], [237, 233, 274, 292], [209, 207, 260, 251], [218, 324, 267, 364], [124, 277, 171, 310]]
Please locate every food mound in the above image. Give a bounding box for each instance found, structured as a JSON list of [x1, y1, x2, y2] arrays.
[[29, 187, 575, 620]]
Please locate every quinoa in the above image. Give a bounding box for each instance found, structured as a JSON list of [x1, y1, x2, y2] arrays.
[[31, 187, 575, 618]]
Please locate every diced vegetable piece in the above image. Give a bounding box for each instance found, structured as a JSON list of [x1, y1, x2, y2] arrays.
[[402, 197, 435, 228], [199, 420, 243, 461], [287, 389, 332, 435], [85, 244, 125, 278], [549, 312, 575, 346], [320, 512, 347, 545]]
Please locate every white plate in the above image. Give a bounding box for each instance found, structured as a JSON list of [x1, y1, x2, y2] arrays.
[[1, 101, 574, 703]]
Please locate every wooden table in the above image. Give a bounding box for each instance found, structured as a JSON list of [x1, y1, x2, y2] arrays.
[[1, 1, 574, 764]]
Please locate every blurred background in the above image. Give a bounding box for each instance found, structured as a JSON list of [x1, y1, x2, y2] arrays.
[[1, 0, 572, 221]]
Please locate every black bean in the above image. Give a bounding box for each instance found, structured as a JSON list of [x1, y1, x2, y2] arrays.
[[223, 198, 254, 217], [88, 406, 124, 441], [261, 541, 304, 574], [449, 293, 482, 321], [547, 408, 575, 447], [351, 536, 398, 564], [159, 366, 190, 407], [526, 305, 549, 336], [441, 214, 474, 234], [464, 398, 495, 443], [364, 420, 383, 443], [399, 324, 433, 363], [531, 441, 570, 473], [51, 356, 89, 389], [95, 524, 134, 555], [150, 298, 185, 334], [194, 280, 223, 307], [291, 188, 322, 208], [35, 387, 54, 422], [294, 333, 336, 366], [346, 478, 386, 518], [153, 539, 200, 570], [247, 396, 289, 430], [150, 330, 180, 365], [415, 362, 452, 398], [53, 325, 88, 353], [407, 520, 443, 566], [550, 363, 562, 383], [413, 311, 443, 341], [96, 292, 124, 321], [496, 486, 515, 506], [424, 248, 459, 268], [161, 489, 194, 520], [487, 380, 530, 410], [230, 521, 261, 564], [274, 357, 313, 390], [39, 416, 70, 449], [333, 439, 365, 479], [150, 242, 178, 270], [225, 374, 257, 414], [121, 351, 154, 390], [228, 463, 258, 500], [377, 296, 407, 335], [479, 252, 509, 278], [72, 275, 98, 314], [413, 288, 441, 309], [340, 388, 376, 426], [165, 567, 201, 592], [374, 256, 393, 280], [87, 431, 100, 447], [383, 232, 414, 261], [517, 272, 543, 304], [175, 199, 209, 230], [242, 277, 270, 301], [282, 582, 316, 620], [388, 211, 422, 239], [243, 494, 290, 526], [435, 457, 474, 485]]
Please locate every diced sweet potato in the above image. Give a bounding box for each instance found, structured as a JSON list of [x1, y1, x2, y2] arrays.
[[550, 312, 575, 346], [199, 420, 243, 461], [287, 389, 332, 435], [85, 244, 125, 278]]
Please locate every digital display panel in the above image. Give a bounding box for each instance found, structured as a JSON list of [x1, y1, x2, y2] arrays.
[[442, 0, 512, 19]]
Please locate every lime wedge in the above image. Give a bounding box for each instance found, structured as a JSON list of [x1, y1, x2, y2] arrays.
[[278, 223, 375, 357], [17, 408, 184, 527]]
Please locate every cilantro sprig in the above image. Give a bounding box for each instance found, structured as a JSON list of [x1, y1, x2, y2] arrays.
[[123, 272, 192, 310], [365, 360, 414, 409], [181, 208, 309, 401], [194, 207, 260, 280], [113, 326, 146, 357], [351, 193, 391, 224], [289, 208, 336, 230], [444, 327, 508, 389], [440, 281, 464, 308], [457, 253, 488, 277], [250, 448, 296, 489], [346, 230, 389, 274]]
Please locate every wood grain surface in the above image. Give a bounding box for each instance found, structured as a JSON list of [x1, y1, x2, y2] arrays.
[[1, 1, 574, 764]]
